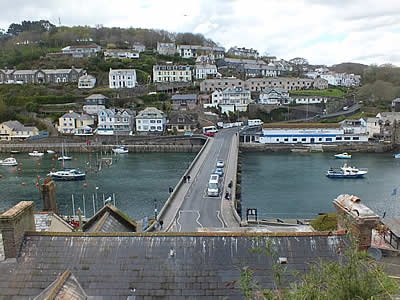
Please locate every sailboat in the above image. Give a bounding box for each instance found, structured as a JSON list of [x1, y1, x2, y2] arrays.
[[58, 142, 72, 161], [112, 131, 129, 154]]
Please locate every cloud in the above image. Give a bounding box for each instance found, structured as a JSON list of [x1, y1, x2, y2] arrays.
[[1, 0, 400, 66]]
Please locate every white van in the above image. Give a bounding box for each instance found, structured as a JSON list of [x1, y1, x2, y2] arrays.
[[207, 174, 220, 197]]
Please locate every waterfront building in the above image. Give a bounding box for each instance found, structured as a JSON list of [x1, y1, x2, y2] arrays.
[[108, 68, 137, 89], [258, 123, 368, 144], [135, 107, 167, 134], [152, 64, 192, 83], [0, 66, 84, 85], [61, 43, 102, 58], [0, 120, 39, 141], [78, 74, 96, 89], [97, 108, 135, 135], [166, 112, 198, 134], [83, 94, 108, 116], [58, 111, 95, 135]]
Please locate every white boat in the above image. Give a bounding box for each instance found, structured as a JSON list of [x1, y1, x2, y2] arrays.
[[326, 163, 368, 178], [58, 155, 72, 161], [47, 150, 56, 154], [334, 152, 352, 159], [394, 154, 400, 159], [0, 157, 18, 166], [28, 151, 44, 157], [112, 146, 129, 154], [47, 168, 86, 181]]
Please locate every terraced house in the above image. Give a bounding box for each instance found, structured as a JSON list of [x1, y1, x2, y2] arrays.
[[152, 64, 192, 83]]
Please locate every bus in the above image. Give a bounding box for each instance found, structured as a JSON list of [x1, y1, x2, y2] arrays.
[[202, 126, 218, 134]]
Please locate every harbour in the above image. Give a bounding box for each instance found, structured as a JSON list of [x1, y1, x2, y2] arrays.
[[1, 150, 399, 222]]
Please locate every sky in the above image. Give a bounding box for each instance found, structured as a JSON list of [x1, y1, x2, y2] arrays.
[[1, 0, 400, 67]]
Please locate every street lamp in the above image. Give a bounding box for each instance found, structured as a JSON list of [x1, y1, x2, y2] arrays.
[[154, 198, 158, 220]]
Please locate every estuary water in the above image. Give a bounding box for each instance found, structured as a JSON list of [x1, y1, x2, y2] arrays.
[[241, 152, 400, 220], [1, 151, 399, 222]]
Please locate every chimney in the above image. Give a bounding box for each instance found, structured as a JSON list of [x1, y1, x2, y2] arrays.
[[0, 201, 35, 260], [41, 177, 58, 213], [333, 194, 380, 250]]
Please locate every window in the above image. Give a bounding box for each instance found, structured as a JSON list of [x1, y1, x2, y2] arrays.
[[353, 137, 359, 140], [293, 138, 297, 142], [157, 120, 161, 123], [284, 138, 288, 142], [344, 137, 351, 140], [326, 138, 332, 142], [301, 138, 306, 142], [336, 137, 342, 141]]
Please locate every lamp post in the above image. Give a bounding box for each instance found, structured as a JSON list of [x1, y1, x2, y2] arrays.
[[154, 198, 157, 220]]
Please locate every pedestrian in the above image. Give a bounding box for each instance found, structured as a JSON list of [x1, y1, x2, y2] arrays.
[[183, 176, 187, 183], [187, 175, 191, 182], [159, 220, 163, 230]]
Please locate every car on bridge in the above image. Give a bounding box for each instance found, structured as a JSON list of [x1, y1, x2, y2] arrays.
[[215, 167, 224, 177], [216, 160, 225, 168]]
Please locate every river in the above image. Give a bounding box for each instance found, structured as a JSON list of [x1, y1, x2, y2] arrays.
[[1, 151, 399, 222]]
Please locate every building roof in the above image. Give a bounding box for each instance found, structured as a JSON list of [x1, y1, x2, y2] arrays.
[[167, 112, 197, 125], [82, 204, 137, 232], [0, 232, 348, 298], [85, 94, 108, 100], [171, 94, 198, 101]]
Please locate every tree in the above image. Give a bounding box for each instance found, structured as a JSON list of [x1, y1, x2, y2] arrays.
[[289, 57, 309, 77]]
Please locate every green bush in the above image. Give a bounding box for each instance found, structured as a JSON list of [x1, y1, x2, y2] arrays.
[[310, 213, 338, 231]]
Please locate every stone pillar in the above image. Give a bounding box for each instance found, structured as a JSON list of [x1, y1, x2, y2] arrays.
[[0, 201, 35, 259], [41, 177, 58, 213], [333, 194, 380, 250]]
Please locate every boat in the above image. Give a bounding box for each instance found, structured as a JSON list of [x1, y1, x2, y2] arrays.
[[47, 168, 86, 181], [112, 146, 129, 154], [10, 150, 20, 154], [47, 150, 56, 154], [0, 157, 18, 166], [28, 151, 44, 157], [326, 163, 368, 178], [334, 152, 352, 159], [57, 142, 72, 161], [394, 154, 400, 158]]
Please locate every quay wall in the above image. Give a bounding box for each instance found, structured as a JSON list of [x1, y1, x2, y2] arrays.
[[239, 142, 393, 153]]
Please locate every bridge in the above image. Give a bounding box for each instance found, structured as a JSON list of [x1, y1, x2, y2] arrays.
[[151, 127, 241, 232]]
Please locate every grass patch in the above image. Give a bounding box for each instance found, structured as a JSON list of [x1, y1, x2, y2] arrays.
[[310, 213, 338, 231], [290, 88, 346, 98]]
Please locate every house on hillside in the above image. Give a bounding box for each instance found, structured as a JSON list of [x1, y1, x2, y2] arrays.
[[259, 88, 291, 105], [78, 74, 96, 89], [0, 67, 84, 84], [156, 42, 176, 55], [108, 68, 137, 89], [219, 86, 252, 114], [194, 55, 218, 80], [135, 107, 167, 134], [62, 43, 102, 58], [0, 120, 39, 141], [83, 94, 108, 116], [152, 64, 192, 83], [104, 49, 140, 59], [170, 94, 198, 110]]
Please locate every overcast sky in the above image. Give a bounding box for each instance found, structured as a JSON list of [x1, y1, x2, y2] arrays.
[[2, 0, 400, 66]]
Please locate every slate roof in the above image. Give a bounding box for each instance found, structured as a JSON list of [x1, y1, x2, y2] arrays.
[[82, 204, 137, 232], [0, 232, 348, 299]]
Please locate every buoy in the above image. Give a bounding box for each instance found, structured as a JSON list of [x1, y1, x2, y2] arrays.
[[74, 158, 78, 161], [21, 182, 25, 186], [36, 158, 40, 161], [52, 167, 55, 171], [18, 168, 21, 172], [83, 183, 87, 188], [37, 175, 41, 179], [35, 182, 39, 187], [37, 163, 41, 167], [19, 162, 23, 166], [0, 174, 2, 178], [52, 158, 55, 161]]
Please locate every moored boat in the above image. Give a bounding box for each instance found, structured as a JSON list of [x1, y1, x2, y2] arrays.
[[394, 154, 400, 158], [28, 151, 44, 157], [47, 168, 86, 181], [47, 150, 56, 154], [334, 152, 352, 159], [112, 146, 129, 154], [326, 163, 368, 178], [0, 157, 18, 166], [57, 155, 72, 161]]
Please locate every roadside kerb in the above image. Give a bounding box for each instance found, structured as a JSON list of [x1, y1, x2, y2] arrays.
[[146, 138, 212, 232]]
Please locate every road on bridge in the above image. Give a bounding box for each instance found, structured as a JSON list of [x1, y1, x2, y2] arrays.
[[166, 128, 238, 232]]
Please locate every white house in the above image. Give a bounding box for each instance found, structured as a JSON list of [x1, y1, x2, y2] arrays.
[[156, 42, 176, 56], [109, 68, 137, 89], [78, 74, 96, 89], [97, 108, 135, 135], [104, 49, 139, 59], [152, 64, 192, 83], [219, 86, 252, 114], [62, 43, 102, 58], [259, 88, 291, 105], [135, 107, 167, 134], [194, 55, 218, 80]]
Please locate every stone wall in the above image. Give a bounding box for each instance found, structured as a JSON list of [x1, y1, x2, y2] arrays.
[[0, 201, 35, 259]]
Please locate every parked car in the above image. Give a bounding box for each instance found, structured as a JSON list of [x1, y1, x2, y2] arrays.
[[205, 132, 215, 137], [216, 160, 225, 168]]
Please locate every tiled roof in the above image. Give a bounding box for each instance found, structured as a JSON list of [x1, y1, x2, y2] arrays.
[[0, 232, 348, 299]]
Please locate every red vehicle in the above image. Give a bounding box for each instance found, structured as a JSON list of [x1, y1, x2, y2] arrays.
[[205, 132, 215, 137]]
